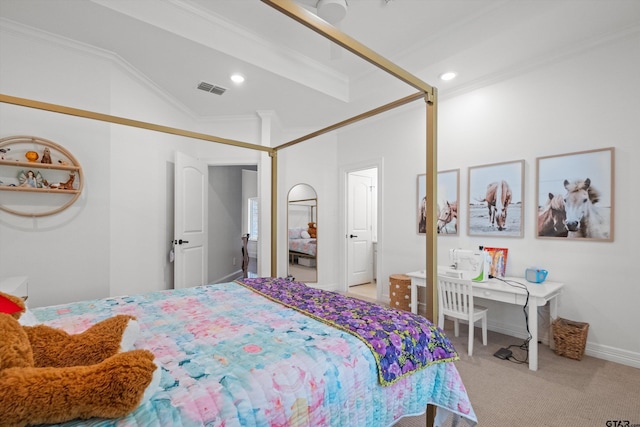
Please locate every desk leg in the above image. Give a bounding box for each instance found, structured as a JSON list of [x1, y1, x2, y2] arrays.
[[529, 300, 538, 371], [411, 282, 418, 314], [549, 296, 558, 350]]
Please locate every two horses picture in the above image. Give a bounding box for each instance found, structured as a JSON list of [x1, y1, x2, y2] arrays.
[[536, 148, 613, 241]]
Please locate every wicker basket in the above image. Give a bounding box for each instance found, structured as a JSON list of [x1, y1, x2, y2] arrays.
[[389, 274, 411, 311], [552, 317, 589, 360]]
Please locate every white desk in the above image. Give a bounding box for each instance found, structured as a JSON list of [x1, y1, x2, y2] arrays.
[[406, 270, 563, 371]]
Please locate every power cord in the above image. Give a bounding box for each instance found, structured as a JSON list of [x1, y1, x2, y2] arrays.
[[489, 275, 532, 365]]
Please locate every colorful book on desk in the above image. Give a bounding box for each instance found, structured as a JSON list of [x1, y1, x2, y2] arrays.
[[484, 247, 508, 278]]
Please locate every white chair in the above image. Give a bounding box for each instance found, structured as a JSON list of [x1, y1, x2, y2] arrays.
[[437, 274, 488, 356]]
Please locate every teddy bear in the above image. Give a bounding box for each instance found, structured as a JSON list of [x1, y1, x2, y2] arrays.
[[0, 291, 160, 427], [307, 222, 317, 238]]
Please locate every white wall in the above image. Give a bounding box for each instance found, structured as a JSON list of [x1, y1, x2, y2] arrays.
[[337, 104, 427, 297], [0, 24, 262, 307], [334, 31, 640, 367], [1, 18, 638, 368], [277, 132, 339, 290], [437, 32, 640, 366]]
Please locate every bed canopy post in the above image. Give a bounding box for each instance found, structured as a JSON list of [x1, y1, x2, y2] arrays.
[[270, 150, 278, 277], [425, 90, 438, 324]]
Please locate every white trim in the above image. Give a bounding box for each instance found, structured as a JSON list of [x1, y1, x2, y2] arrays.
[[585, 342, 640, 369], [213, 270, 243, 285]]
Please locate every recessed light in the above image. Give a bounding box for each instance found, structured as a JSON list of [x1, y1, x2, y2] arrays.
[[439, 72, 456, 81], [230, 74, 245, 84]]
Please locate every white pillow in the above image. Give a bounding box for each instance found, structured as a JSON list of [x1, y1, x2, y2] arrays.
[[301, 230, 311, 239]]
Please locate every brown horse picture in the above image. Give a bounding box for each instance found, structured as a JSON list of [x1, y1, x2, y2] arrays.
[[418, 196, 427, 233], [537, 192, 568, 237], [478, 180, 512, 231], [418, 196, 440, 233]]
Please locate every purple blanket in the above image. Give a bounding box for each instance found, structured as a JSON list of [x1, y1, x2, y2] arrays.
[[236, 277, 458, 386]]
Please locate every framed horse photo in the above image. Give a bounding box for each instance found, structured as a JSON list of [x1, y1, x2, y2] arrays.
[[467, 160, 524, 238], [536, 147, 614, 241], [418, 171, 460, 235], [417, 174, 427, 234], [437, 169, 460, 235]]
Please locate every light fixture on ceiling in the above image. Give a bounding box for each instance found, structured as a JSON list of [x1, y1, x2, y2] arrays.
[[316, 0, 348, 24], [230, 73, 245, 84], [439, 72, 457, 81]]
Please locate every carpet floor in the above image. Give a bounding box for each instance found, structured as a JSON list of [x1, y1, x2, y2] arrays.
[[393, 323, 640, 427]]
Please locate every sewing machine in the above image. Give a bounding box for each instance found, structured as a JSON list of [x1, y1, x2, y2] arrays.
[[445, 248, 491, 282]]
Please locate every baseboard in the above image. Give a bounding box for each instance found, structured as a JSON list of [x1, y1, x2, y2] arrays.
[[585, 342, 640, 369], [213, 270, 243, 284], [487, 320, 640, 368], [419, 302, 640, 369], [486, 319, 534, 342]]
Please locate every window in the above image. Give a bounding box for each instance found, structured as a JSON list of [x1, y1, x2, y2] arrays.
[[248, 197, 259, 241]]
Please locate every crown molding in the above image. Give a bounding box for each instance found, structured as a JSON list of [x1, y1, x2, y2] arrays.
[[92, 0, 349, 102], [0, 18, 198, 120], [436, 22, 640, 102]]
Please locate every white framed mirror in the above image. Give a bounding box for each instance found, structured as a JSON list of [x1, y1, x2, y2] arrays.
[[287, 184, 317, 283]]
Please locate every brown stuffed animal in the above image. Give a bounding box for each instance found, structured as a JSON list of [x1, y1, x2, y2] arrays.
[[307, 222, 317, 238], [0, 291, 160, 427]]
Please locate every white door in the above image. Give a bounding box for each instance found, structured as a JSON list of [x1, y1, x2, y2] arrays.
[[347, 172, 373, 286], [174, 152, 208, 289]]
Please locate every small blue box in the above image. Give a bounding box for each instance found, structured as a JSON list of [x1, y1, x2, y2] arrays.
[[525, 268, 548, 283]]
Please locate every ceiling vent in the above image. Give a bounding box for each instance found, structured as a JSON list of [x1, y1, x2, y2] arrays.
[[197, 81, 227, 95]]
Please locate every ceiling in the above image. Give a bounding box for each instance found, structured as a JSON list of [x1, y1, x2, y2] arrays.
[[1, 0, 639, 133]]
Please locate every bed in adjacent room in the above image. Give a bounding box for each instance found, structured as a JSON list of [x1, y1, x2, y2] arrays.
[[29, 278, 477, 427], [288, 226, 317, 265]]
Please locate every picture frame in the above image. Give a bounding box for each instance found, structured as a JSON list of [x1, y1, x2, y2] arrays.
[[418, 170, 461, 234], [536, 147, 614, 241], [417, 174, 427, 234], [483, 247, 509, 278], [436, 169, 460, 235], [468, 160, 524, 237]]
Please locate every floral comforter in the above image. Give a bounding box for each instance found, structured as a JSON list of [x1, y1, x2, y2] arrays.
[[236, 277, 458, 386], [288, 238, 317, 256], [32, 282, 477, 427]]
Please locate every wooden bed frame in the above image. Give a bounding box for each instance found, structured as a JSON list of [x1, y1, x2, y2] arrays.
[[0, 1, 440, 425]]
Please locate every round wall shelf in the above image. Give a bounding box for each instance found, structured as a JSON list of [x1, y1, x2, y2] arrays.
[[0, 135, 84, 217]]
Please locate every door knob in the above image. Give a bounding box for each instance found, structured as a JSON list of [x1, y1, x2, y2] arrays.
[[178, 239, 189, 245], [349, 234, 358, 238]]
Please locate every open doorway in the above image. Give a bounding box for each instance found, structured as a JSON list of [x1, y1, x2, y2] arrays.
[[207, 165, 258, 283], [344, 165, 379, 300]]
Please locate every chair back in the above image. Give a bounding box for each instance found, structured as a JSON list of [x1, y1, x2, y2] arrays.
[[437, 275, 475, 318]]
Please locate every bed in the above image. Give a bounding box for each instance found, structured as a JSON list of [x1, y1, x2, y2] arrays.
[[288, 227, 317, 264], [29, 278, 477, 427]]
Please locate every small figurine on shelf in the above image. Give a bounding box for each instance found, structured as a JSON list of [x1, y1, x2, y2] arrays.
[[18, 170, 44, 188], [41, 147, 52, 164], [58, 159, 69, 166], [0, 147, 9, 160], [57, 172, 76, 190]]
